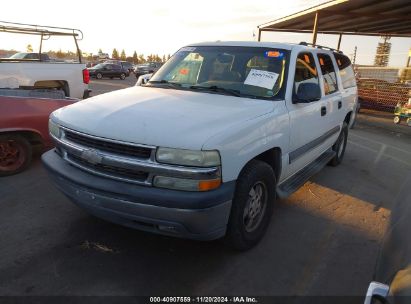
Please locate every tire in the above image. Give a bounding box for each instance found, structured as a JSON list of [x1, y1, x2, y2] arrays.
[[0, 134, 32, 177], [407, 118, 411, 127], [120, 73, 126, 80], [394, 116, 401, 124], [225, 160, 276, 251], [329, 122, 348, 167], [96, 73, 103, 79], [135, 73, 141, 79]]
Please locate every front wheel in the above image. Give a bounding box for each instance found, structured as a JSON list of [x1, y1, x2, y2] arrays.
[[393, 116, 401, 124], [329, 122, 348, 167], [0, 134, 32, 177], [120, 73, 126, 80], [225, 160, 276, 251]]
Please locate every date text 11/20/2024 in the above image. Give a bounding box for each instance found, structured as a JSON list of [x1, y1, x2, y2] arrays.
[[149, 297, 258, 303]]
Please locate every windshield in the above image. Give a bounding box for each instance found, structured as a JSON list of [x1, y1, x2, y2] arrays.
[[9, 53, 28, 59], [149, 46, 290, 99], [92, 63, 105, 69]]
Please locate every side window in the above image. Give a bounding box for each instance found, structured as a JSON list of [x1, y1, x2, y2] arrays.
[[293, 52, 319, 98], [317, 53, 338, 94], [334, 53, 356, 89]]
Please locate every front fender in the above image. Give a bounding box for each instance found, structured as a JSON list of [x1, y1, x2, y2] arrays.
[[202, 102, 290, 182]]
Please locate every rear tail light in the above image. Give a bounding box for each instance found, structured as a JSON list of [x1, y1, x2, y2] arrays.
[[82, 69, 90, 84]]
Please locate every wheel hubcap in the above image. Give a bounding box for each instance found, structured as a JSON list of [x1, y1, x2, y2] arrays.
[[0, 140, 23, 171], [243, 182, 267, 233]]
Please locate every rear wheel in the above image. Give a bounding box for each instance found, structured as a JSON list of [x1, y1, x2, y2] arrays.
[[394, 116, 401, 124], [96, 73, 103, 79], [225, 160, 276, 251], [407, 118, 411, 127], [329, 122, 348, 167], [120, 73, 126, 80], [0, 134, 32, 177]]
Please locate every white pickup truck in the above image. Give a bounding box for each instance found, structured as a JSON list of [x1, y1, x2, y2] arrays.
[[0, 22, 90, 99], [42, 41, 358, 250], [0, 59, 90, 99]]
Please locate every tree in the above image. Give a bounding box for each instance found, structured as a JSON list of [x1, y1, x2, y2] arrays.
[[56, 49, 65, 59], [138, 54, 146, 63], [112, 48, 119, 59], [132, 51, 138, 64], [162, 55, 166, 62], [98, 48, 103, 54], [26, 44, 33, 52], [120, 49, 126, 61], [167, 54, 171, 60]]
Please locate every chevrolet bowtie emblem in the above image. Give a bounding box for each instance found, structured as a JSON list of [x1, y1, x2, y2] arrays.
[[81, 149, 103, 165]]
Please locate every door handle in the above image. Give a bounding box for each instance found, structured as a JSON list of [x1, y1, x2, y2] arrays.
[[338, 101, 342, 109], [321, 106, 327, 116]]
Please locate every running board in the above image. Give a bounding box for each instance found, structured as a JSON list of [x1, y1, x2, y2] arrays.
[[276, 150, 336, 199]]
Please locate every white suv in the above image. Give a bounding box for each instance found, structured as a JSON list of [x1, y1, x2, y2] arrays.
[[43, 41, 358, 250]]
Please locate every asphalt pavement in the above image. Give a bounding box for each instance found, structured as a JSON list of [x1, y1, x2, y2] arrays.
[[1, 78, 411, 299]]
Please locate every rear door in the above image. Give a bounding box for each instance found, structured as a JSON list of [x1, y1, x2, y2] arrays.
[[285, 51, 334, 178], [316, 52, 343, 133]]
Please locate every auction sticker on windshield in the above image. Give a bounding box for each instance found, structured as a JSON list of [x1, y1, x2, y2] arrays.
[[244, 69, 279, 90]]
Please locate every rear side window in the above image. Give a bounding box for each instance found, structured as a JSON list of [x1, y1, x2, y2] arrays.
[[334, 53, 356, 89], [293, 52, 319, 98], [317, 53, 338, 95]]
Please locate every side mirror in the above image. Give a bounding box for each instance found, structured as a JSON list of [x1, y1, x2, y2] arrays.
[[135, 73, 153, 86], [294, 82, 321, 103]]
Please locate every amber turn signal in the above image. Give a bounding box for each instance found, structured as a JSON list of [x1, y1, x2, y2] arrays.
[[198, 179, 222, 191]]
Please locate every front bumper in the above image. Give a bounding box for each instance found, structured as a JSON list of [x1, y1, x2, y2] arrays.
[[42, 150, 235, 240]]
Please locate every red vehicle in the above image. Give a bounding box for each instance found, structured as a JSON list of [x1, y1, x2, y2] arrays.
[[0, 95, 76, 176]]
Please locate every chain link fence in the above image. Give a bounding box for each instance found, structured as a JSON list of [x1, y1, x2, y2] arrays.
[[355, 66, 411, 112]]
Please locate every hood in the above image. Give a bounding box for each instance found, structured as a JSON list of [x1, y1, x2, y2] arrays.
[[51, 86, 275, 150]]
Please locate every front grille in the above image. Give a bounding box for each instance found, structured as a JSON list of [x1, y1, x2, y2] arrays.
[[67, 153, 149, 182], [64, 130, 152, 159]]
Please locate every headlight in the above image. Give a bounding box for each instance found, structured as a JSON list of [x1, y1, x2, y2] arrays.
[[153, 176, 221, 192], [49, 119, 61, 138], [156, 148, 220, 167]]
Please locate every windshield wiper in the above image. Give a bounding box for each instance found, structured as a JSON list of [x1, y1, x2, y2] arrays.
[[148, 80, 182, 88], [189, 85, 242, 97]]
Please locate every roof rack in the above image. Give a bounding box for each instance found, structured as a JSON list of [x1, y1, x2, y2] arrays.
[[299, 42, 343, 54], [0, 20, 83, 39], [0, 21, 83, 63]]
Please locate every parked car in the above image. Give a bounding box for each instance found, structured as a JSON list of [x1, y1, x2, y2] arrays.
[[7, 52, 51, 61], [88, 63, 129, 80], [134, 62, 163, 78], [43, 41, 358, 250], [0, 93, 77, 176], [364, 176, 411, 304], [0, 22, 90, 99], [120, 61, 134, 74], [104, 60, 134, 74]]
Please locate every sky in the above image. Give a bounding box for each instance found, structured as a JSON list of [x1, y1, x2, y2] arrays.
[[1, 0, 410, 66]]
